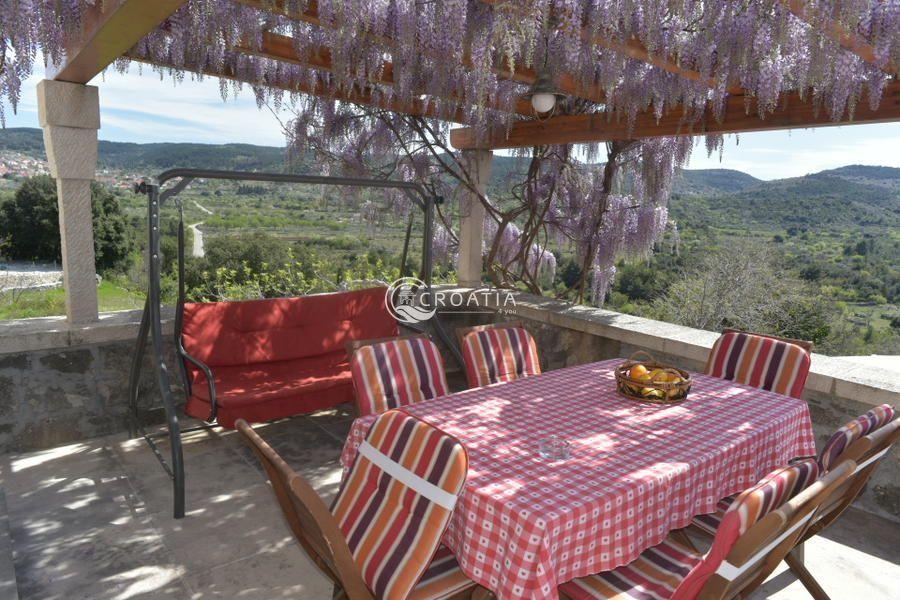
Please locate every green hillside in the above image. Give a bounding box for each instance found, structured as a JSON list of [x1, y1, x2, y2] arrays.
[[0, 127, 289, 171], [671, 172, 900, 233], [1, 127, 898, 234], [674, 168, 761, 194]]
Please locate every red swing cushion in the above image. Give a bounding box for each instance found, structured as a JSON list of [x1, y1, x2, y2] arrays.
[[181, 287, 398, 427]]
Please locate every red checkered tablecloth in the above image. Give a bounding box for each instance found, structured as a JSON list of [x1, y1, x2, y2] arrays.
[[340, 359, 816, 599]]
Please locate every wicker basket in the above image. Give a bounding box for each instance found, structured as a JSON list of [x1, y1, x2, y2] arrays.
[[614, 351, 692, 404]]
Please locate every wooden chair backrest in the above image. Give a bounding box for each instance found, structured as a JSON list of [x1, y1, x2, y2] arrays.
[[721, 328, 814, 353], [235, 420, 373, 600], [699, 461, 855, 600], [455, 320, 525, 348], [802, 418, 900, 541]]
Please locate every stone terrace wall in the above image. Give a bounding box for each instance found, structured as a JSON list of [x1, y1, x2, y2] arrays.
[[1, 291, 898, 520], [428, 286, 900, 522], [0, 310, 178, 451]]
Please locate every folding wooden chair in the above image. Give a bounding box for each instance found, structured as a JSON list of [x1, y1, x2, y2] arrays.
[[237, 411, 479, 600], [557, 459, 854, 600], [692, 404, 895, 537], [456, 321, 541, 388], [783, 418, 900, 600], [705, 329, 813, 398], [346, 333, 450, 417]]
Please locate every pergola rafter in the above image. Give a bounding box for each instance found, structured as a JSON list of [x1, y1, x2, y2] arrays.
[[51, 0, 189, 83], [479, 0, 726, 90], [779, 0, 899, 77], [126, 51, 470, 123], [230, 0, 609, 104], [233, 31, 537, 116], [450, 81, 900, 149]]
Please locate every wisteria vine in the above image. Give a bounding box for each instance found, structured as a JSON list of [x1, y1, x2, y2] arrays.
[[0, 0, 896, 303], [1, 1, 895, 130]]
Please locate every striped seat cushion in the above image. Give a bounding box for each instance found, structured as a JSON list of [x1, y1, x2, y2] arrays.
[[332, 410, 469, 600], [675, 458, 821, 599], [351, 337, 449, 417], [559, 461, 820, 599], [818, 404, 895, 471], [705, 331, 811, 398], [460, 325, 541, 387], [690, 494, 737, 536], [558, 536, 703, 599], [409, 544, 476, 600]]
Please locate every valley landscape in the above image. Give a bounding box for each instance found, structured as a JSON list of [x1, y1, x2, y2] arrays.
[[0, 127, 897, 356]]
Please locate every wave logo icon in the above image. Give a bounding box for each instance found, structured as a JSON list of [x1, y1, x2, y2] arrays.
[[385, 277, 436, 324]]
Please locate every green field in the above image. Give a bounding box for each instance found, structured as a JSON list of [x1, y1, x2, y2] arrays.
[[0, 280, 144, 320]]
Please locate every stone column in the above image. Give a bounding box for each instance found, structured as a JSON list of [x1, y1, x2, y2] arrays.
[[37, 80, 101, 324], [457, 149, 492, 287]]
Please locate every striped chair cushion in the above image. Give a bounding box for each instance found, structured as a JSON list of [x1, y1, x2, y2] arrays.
[[351, 337, 449, 417], [818, 404, 895, 471], [558, 536, 703, 599], [675, 458, 821, 600], [460, 325, 541, 388], [705, 331, 811, 398], [409, 544, 476, 600], [560, 461, 820, 600], [332, 410, 468, 600], [690, 494, 737, 536]]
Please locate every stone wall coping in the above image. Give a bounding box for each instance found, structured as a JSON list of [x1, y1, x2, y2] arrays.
[[0, 308, 173, 355], [1, 289, 897, 407], [436, 285, 900, 407]]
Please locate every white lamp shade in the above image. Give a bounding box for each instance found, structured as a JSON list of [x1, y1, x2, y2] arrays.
[[531, 92, 557, 114]]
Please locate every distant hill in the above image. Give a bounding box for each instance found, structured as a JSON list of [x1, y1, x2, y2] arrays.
[[671, 169, 900, 231], [674, 169, 761, 195], [0, 127, 289, 172], [816, 165, 900, 192], [0, 128, 46, 155], [1, 126, 897, 231]]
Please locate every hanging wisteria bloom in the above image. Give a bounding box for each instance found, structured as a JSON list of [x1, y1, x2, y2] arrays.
[[0, 0, 895, 306], [0, 0, 895, 131]]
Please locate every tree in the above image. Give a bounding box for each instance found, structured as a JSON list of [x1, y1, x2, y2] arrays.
[[0, 175, 133, 272], [650, 243, 832, 344]]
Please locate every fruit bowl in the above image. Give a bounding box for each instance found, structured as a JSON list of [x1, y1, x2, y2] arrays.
[[614, 351, 692, 404]]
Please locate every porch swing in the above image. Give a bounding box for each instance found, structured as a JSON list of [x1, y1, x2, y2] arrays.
[[127, 168, 462, 518]]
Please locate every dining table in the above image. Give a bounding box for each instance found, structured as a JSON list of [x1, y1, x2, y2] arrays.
[[339, 358, 817, 599]]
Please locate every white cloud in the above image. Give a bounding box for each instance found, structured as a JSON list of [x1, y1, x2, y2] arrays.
[[5, 62, 290, 147]]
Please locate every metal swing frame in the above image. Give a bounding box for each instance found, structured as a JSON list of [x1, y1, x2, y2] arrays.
[[127, 168, 461, 519]]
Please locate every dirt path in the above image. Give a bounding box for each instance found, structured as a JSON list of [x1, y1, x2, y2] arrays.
[[189, 222, 205, 257]]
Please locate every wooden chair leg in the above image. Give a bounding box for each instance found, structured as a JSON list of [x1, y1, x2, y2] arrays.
[[793, 541, 805, 565], [470, 585, 494, 600], [785, 550, 832, 600]]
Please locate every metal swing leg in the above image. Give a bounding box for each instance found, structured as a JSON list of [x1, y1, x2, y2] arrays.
[[127, 183, 187, 519]]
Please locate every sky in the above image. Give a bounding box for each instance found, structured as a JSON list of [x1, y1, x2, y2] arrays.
[[5, 63, 899, 181]]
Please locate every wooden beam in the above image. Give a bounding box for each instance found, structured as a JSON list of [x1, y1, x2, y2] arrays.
[[235, 31, 536, 116], [50, 0, 188, 83], [780, 0, 898, 77], [479, 0, 722, 89], [450, 82, 900, 149], [231, 0, 607, 104], [125, 52, 468, 123]]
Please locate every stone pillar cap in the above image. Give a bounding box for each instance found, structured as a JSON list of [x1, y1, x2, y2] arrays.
[[37, 80, 100, 130]]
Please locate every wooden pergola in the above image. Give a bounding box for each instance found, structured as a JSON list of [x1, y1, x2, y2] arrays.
[[36, 0, 899, 323]]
